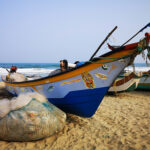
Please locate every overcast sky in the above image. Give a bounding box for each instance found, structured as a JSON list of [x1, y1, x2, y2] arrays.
[[0, 0, 149, 63]]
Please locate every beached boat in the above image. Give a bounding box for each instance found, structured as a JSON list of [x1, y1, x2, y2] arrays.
[[137, 70, 150, 90], [2, 32, 150, 117], [108, 72, 140, 93]]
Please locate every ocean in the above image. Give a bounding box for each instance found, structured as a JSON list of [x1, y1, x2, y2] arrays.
[[0, 63, 59, 81], [0, 63, 149, 81]]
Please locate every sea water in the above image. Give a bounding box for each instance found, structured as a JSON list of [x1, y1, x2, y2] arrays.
[[0, 63, 59, 81], [0, 63, 149, 81], [125, 63, 150, 72]]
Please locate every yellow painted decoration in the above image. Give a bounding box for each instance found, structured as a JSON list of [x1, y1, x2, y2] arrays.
[[81, 72, 96, 89], [60, 78, 81, 85], [20, 88, 25, 92], [95, 73, 108, 79]]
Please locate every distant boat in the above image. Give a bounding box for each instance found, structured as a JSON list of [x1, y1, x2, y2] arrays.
[[2, 32, 150, 117], [137, 70, 150, 90], [108, 72, 140, 93]]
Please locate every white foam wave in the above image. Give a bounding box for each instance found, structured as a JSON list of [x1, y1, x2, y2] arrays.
[[125, 66, 150, 72], [17, 68, 54, 75], [0, 68, 54, 77]]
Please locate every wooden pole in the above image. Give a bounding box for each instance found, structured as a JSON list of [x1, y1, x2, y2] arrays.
[[121, 22, 150, 47], [89, 26, 118, 61]]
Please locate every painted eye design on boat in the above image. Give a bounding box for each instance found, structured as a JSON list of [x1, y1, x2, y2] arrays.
[[47, 85, 54, 92], [102, 64, 108, 70]]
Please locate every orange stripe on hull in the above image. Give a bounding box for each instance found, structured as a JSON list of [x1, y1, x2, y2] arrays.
[[5, 48, 135, 87]]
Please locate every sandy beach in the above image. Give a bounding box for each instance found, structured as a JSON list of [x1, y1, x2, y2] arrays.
[[0, 82, 150, 150]]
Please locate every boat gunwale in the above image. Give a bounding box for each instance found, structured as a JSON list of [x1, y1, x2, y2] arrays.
[[2, 47, 136, 86]]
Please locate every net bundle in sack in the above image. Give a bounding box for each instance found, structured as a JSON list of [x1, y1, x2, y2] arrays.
[[0, 93, 66, 141], [8, 72, 27, 82]]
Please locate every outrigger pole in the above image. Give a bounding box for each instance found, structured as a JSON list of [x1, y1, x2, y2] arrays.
[[121, 22, 150, 47], [89, 26, 118, 61]]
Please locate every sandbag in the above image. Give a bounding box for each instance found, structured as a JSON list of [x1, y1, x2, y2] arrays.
[[0, 93, 66, 141]]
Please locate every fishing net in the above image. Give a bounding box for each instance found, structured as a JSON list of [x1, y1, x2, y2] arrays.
[[7, 72, 27, 82], [0, 93, 66, 141]]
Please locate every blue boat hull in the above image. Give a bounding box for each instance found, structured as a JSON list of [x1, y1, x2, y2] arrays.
[[4, 57, 132, 117], [48, 86, 109, 117]]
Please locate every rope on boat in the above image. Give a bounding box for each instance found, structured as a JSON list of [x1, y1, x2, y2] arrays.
[[88, 38, 148, 65], [128, 37, 150, 74], [89, 37, 150, 66]]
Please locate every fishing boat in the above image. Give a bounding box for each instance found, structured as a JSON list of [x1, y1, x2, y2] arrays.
[[108, 72, 140, 93], [2, 29, 150, 117], [137, 70, 150, 90]]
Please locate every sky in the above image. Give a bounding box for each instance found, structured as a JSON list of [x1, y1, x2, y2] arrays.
[[0, 0, 150, 63]]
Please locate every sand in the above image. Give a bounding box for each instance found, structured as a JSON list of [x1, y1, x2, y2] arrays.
[[0, 82, 150, 150]]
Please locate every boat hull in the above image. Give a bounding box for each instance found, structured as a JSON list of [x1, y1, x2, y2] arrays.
[[5, 58, 130, 117], [108, 75, 140, 93], [137, 76, 150, 90], [48, 87, 109, 117]]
